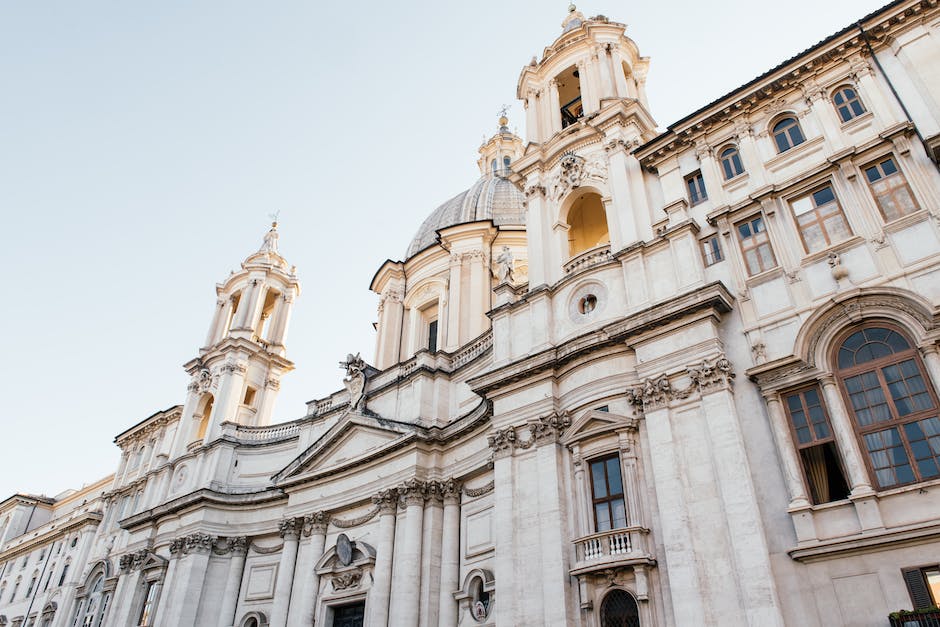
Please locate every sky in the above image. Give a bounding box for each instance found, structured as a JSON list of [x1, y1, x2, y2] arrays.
[[0, 0, 890, 500]]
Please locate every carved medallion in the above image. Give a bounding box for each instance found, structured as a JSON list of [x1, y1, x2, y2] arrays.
[[336, 533, 353, 566]]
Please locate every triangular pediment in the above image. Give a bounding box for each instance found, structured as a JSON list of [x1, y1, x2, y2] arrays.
[[561, 408, 638, 445], [273, 411, 417, 483]]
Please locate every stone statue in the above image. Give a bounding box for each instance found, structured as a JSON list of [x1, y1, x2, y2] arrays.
[[495, 246, 514, 283], [339, 352, 368, 410], [259, 222, 279, 254]]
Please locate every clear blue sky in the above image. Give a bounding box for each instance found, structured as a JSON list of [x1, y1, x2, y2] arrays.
[[0, 0, 889, 499]]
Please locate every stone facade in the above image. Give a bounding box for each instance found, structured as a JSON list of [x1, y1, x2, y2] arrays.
[[3, 2, 940, 626]]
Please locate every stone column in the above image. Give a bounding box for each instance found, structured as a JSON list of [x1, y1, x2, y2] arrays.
[[468, 251, 490, 339], [289, 512, 329, 627], [570, 445, 590, 536], [548, 79, 561, 135], [733, 123, 767, 188], [445, 254, 462, 351], [270, 518, 301, 627], [489, 428, 516, 626], [618, 422, 644, 527], [851, 57, 896, 125], [524, 91, 540, 143], [159, 533, 215, 627], [610, 46, 630, 98], [232, 279, 261, 331], [437, 480, 462, 627], [693, 142, 726, 206], [763, 393, 811, 508], [523, 185, 551, 287], [204, 298, 227, 347], [389, 479, 426, 626], [209, 360, 248, 440], [419, 483, 444, 627], [820, 375, 874, 495], [605, 143, 639, 247], [368, 489, 399, 627], [217, 537, 248, 627], [268, 293, 294, 347], [920, 345, 940, 393]]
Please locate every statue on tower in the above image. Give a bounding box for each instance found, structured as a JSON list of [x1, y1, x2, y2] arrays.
[[259, 213, 280, 254], [495, 246, 515, 284]]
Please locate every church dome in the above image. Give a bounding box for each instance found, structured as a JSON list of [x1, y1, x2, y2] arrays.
[[405, 174, 525, 258]]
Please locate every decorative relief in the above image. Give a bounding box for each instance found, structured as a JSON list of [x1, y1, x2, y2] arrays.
[[441, 478, 463, 502], [220, 360, 248, 375], [188, 368, 218, 394], [548, 152, 608, 201], [265, 377, 280, 390], [331, 506, 379, 529], [463, 481, 495, 498], [400, 477, 428, 506], [169, 533, 215, 558], [529, 412, 572, 443], [828, 251, 850, 282], [213, 536, 248, 555], [524, 184, 546, 198], [752, 341, 767, 365], [118, 549, 150, 572], [627, 353, 736, 412], [331, 570, 362, 591], [486, 426, 516, 458]]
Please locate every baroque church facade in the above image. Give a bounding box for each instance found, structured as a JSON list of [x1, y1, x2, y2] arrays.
[[4, 1, 940, 625]]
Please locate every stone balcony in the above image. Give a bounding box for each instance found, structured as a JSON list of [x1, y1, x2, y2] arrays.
[[569, 526, 655, 576], [563, 244, 613, 275]]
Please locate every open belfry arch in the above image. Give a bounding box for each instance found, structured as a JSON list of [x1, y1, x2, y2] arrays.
[[4, 2, 940, 627]]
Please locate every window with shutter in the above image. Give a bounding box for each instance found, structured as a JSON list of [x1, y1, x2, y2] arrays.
[[903, 567, 940, 609]]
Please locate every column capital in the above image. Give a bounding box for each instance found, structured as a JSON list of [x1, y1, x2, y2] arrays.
[[303, 512, 331, 536], [170, 532, 215, 558], [919, 342, 940, 357], [819, 373, 837, 387], [214, 536, 249, 556], [278, 517, 302, 540], [400, 477, 427, 506], [529, 411, 571, 445], [371, 488, 400, 514], [487, 426, 516, 458], [439, 478, 463, 505]]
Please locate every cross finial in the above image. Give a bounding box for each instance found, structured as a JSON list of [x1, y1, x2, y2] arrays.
[[268, 210, 281, 228]]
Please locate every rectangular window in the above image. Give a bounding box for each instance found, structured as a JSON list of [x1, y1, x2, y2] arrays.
[[903, 565, 940, 609], [686, 171, 707, 206], [864, 157, 919, 222], [701, 235, 723, 266], [735, 215, 777, 275], [783, 387, 850, 504], [589, 454, 627, 532], [427, 319, 438, 353], [137, 582, 158, 627], [790, 184, 852, 253]]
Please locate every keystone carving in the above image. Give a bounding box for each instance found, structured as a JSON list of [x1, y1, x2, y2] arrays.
[[332, 570, 363, 591]]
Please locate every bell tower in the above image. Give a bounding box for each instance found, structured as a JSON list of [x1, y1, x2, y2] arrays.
[[511, 5, 658, 287], [171, 222, 300, 457], [477, 110, 523, 178]]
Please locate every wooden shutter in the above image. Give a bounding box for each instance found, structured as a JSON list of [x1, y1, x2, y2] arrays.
[[903, 568, 933, 609]]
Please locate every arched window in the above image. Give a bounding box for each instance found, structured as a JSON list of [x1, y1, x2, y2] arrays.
[[566, 192, 609, 257], [491, 159, 498, 173], [58, 561, 70, 587], [600, 589, 641, 627], [195, 394, 215, 441], [76, 573, 111, 627], [836, 325, 940, 489], [502, 155, 511, 171], [719, 145, 745, 179], [832, 86, 866, 123], [772, 117, 805, 153]]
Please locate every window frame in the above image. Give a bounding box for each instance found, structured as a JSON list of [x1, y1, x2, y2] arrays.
[[772, 116, 806, 153], [719, 145, 745, 180], [587, 453, 628, 532], [734, 214, 777, 276], [700, 235, 723, 267], [831, 85, 866, 124], [788, 183, 853, 254], [685, 170, 708, 206], [863, 155, 921, 223], [834, 323, 940, 490], [902, 564, 940, 609], [781, 385, 850, 504]]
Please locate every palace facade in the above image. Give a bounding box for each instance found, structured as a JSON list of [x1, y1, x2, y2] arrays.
[[3, 1, 940, 626]]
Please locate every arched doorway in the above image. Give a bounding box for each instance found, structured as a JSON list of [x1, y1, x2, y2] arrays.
[[599, 589, 640, 627]]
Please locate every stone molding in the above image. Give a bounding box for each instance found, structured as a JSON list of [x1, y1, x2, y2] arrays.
[[548, 152, 608, 201], [463, 481, 494, 498], [169, 532, 215, 558], [627, 353, 735, 413]]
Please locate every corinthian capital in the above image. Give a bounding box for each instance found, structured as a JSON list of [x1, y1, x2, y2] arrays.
[[278, 517, 302, 540], [371, 488, 400, 514]]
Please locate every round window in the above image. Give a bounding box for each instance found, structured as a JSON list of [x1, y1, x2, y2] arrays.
[[578, 294, 597, 314]]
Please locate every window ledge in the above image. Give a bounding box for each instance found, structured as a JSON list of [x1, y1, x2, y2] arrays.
[[789, 518, 940, 563], [799, 234, 866, 266], [744, 265, 785, 288], [721, 172, 749, 191], [883, 208, 932, 234], [839, 110, 875, 131], [764, 135, 826, 172]]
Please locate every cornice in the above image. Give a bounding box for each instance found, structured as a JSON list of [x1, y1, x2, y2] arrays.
[[470, 282, 734, 395], [120, 487, 287, 533], [0, 511, 102, 562]]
